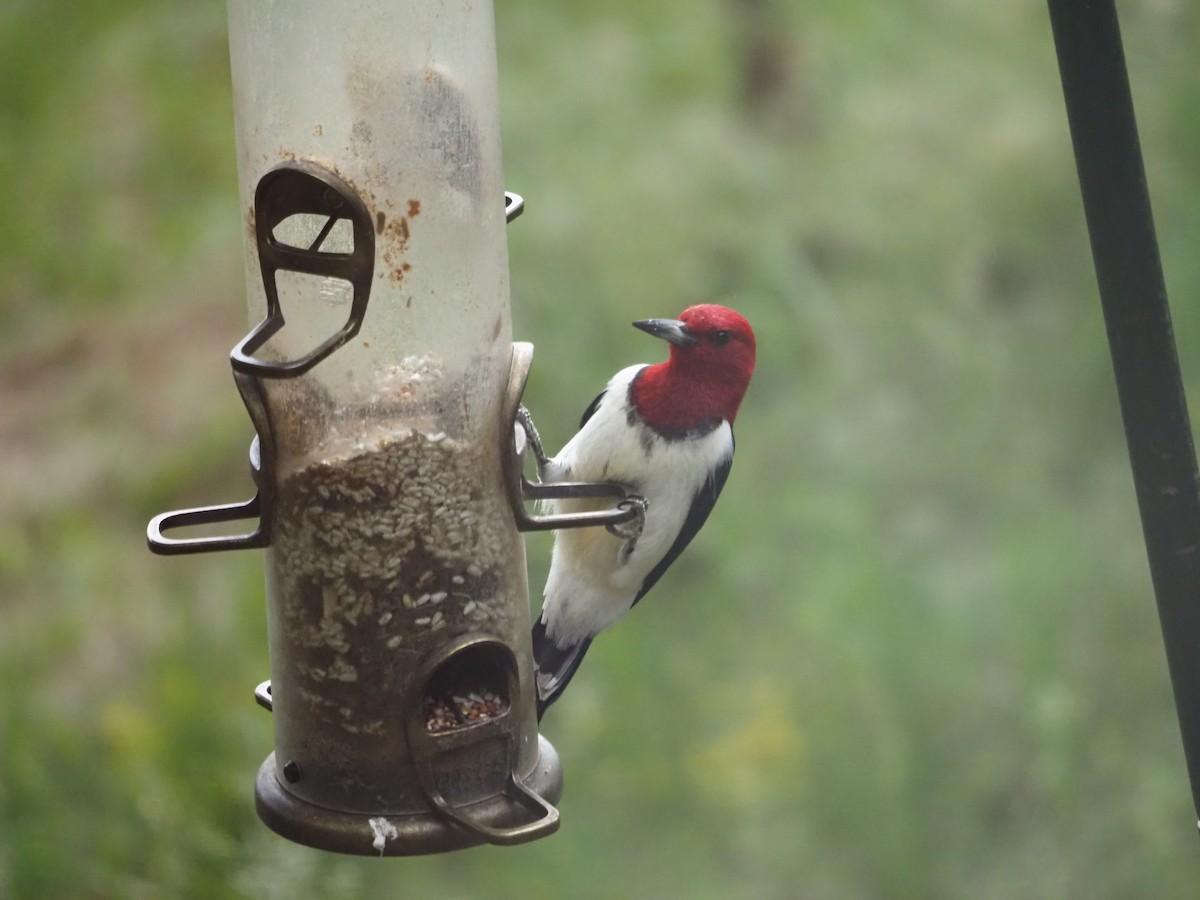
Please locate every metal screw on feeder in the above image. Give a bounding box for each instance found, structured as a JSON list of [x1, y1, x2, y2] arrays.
[[146, 0, 638, 856]]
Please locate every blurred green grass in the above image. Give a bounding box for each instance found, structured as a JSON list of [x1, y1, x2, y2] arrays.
[[4, 0, 1200, 897]]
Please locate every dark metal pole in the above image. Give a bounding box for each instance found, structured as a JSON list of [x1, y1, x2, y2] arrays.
[[1047, 0, 1200, 826]]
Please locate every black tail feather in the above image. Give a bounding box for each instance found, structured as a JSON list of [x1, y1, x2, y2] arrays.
[[531, 617, 593, 721]]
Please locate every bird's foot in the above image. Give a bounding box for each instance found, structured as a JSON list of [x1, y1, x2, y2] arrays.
[[607, 494, 648, 545], [515, 404, 551, 474]]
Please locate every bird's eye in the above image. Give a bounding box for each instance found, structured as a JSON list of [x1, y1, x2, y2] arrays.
[[710, 330, 732, 347]]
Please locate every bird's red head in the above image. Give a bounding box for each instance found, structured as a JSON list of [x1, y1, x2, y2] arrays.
[[631, 303, 756, 432]]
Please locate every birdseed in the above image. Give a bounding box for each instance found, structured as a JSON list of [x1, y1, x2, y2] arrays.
[[268, 425, 521, 734], [423, 688, 510, 734]]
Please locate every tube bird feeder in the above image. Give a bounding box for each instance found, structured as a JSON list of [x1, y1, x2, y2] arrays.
[[145, 0, 598, 855]]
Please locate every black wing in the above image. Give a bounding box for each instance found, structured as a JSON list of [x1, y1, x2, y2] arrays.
[[631, 437, 734, 607], [531, 617, 592, 721], [578, 389, 606, 429]]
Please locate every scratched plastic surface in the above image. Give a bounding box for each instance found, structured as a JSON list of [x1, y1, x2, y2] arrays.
[[226, 0, 537, 815], [227, 0, 513, 441]]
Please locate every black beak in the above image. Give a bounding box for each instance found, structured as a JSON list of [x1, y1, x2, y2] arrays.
[[633, 318, 696, 347]]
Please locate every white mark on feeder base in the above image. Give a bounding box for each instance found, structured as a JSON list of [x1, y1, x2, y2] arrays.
[[368, 816, 399, 855]]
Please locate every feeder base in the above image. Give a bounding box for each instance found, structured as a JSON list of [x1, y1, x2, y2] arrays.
[[254, 735, 563, 855]]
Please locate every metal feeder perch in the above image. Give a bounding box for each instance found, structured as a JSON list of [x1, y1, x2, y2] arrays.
[[145, 0, 634, 856]]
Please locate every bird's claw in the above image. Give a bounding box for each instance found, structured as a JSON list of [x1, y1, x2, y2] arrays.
[[515, 404, 551, 473], [607, 494, 648, 542]]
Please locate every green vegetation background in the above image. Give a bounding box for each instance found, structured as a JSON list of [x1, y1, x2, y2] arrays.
[[4, 1, 1200, 896]]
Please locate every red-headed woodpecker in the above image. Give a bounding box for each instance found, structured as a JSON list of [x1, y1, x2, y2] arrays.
[[528, 304, 756, 719]]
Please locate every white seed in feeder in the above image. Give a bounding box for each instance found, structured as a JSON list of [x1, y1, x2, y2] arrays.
[[270, 426, 522, 731]]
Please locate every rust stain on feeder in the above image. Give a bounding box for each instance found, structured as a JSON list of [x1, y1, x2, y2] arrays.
[[382, 214, 414, 284]]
